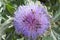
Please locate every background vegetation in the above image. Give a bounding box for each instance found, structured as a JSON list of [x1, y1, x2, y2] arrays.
[[0, 0, 60, 40]]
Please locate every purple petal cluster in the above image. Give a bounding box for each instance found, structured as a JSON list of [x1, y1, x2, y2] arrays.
[[14, 4, 50, 40]]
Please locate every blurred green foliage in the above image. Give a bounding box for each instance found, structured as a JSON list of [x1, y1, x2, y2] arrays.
[[0, 0, 60, 40]]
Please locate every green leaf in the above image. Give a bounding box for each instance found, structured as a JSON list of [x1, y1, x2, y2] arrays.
[[6, 3, 15, 15], [17, 37, 24, 40], [42, 35, 53, 40], [0, 17, 13, 40], [10, 0, 25, 6], [42, 30, 58, 40], [51, 30, 60, 40], [53, 8, 60, 22]]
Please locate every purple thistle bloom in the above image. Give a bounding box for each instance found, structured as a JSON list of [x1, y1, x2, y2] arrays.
[[14, 4, 50, 40]]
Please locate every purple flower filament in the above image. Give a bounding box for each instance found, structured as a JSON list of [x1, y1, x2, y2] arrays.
[[23, 9, 41, 32], [14, 5, 50, 40]]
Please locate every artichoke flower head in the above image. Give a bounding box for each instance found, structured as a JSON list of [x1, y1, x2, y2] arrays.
[[14, 1, 50, 40]]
